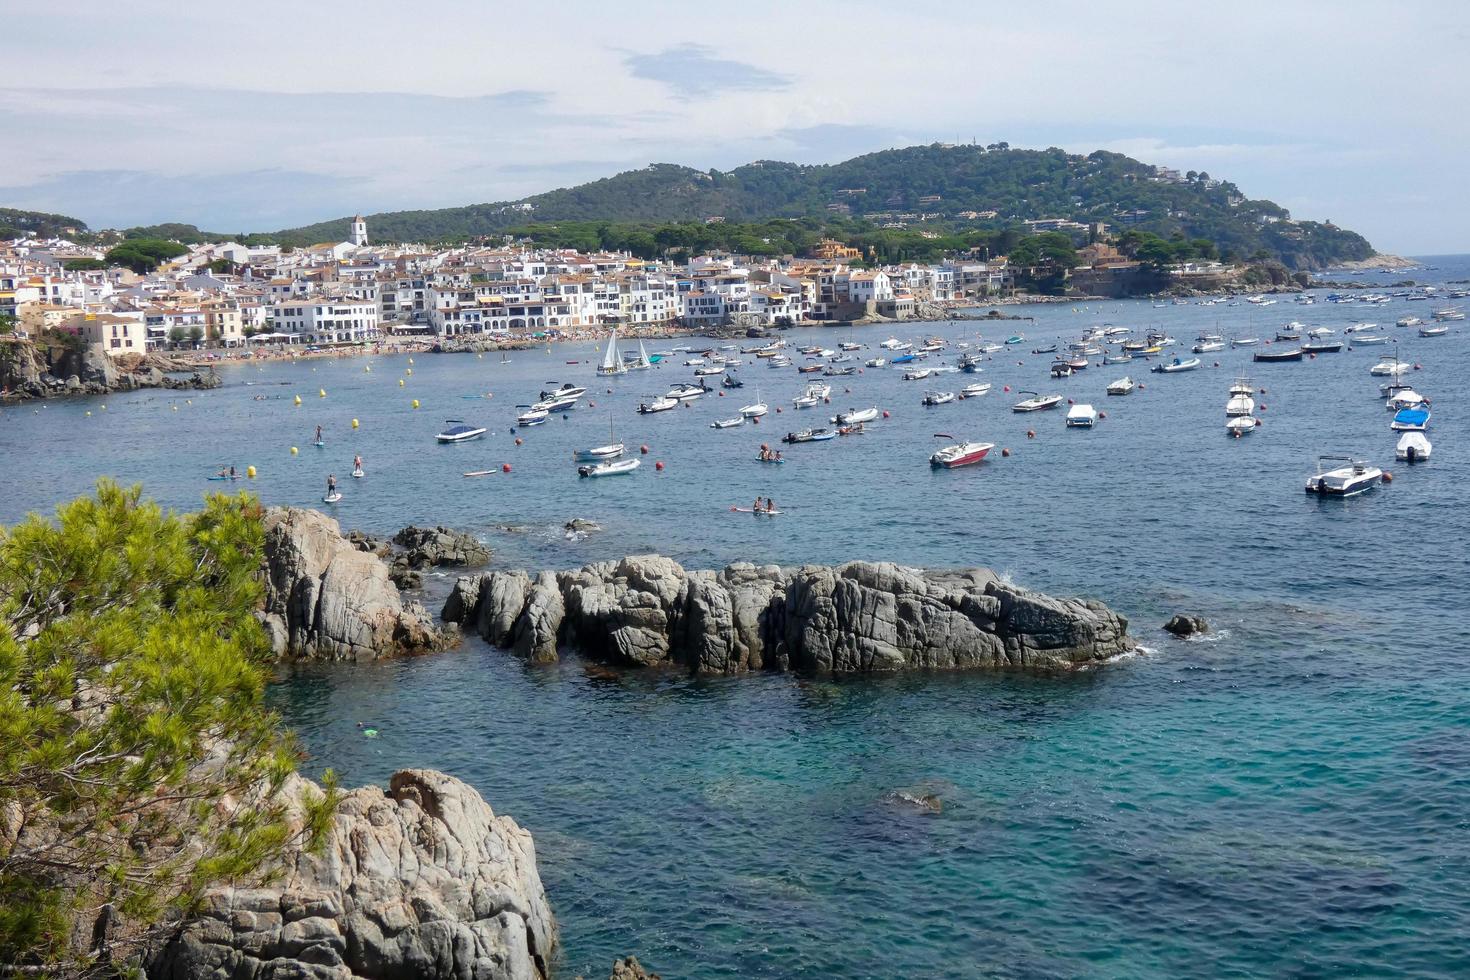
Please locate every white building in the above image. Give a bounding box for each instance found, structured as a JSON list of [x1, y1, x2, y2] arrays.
[[350, 215, 368, 247], [271, 298, 380, 344]]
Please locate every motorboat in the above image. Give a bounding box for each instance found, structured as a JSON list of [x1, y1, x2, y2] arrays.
[[958, 352, 985, 372], [1151, 357, 1201, 373], [1390, 407, 1430, 431], [1353, 334, 1390, 345], [515, 409, 549, 426], [1420, 325, 1450, 337], [1122, 340, 1148, 353], [1302, 340, 1343, 353], [805, 381, 832, 399], [1385, 390, 1427, 412], [791, 393, 820, 409], [1050, 362, 1074, 378], [1065, 403, 1098, 428], [922, 390, 956, 407], [824, 365, 857, 376], [666, 382, 709, 400], [1065, 356, 1089, 369], [1226, 392, 1255, 417], [782, 427, 836, 443], [1305, 456, 1382, 497], [1232, 337, 1261, 347], [929, 442, 994, 468], [1432, 308, 1465, 321], [1255, 348, 1304, 363], [892, 353, 918, 365], [797, 364, 824, 374], [436, 421, 487, 443], [694, 364, 725, 376], [1344, 323, 1376, 334], [533, 394, 579, 412], [1380, 380, 1415, 399], [1106, 376, 1135, 396], [865, 357, 887, 368], [1395, 432, 1431, 463], [637, 396, 678, 414], [1226, 416, 1257, 437], [1307, 326, 1336, 338], [1012, 391, 1063, 412], [903, 368, 932, 381], [710, 417, 744, 429], [832, 407, 879, 425], [840, 342, 863, 351], [879, 337, 909, 350], [722, 373, 744, 388], [1369, 358, 1410, 376], [959, 382, 991, 398], [578, 458, 640, 478], [1396, 316, 1423, 328], [1102, 353, 1133, 365], [767, 355, 792, 368], [1192, 336, 1226, 353], [540, 383, 587, 401], [1032, 344, 1058, 354], [595, 330, 627, 377], [1005, 335, 1024, 345], [1229, 377, 1254, 396]]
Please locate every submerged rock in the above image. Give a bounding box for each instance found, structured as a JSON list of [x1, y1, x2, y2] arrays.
[[1163, 614, 1209, 638], [444, 555, 1132, 674], [608, 957, 661, 980], [151, 769, 556, 980], [261, 508, 444, 661]]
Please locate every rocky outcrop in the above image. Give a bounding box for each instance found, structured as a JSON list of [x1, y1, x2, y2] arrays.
[[608, 957, 660, 980], [444, 556, 1132, 674], [1, 339, 222, 402], [150, 769, 555, 980], [261, 507, 445, 660], [1163, 614, 1209, 638]]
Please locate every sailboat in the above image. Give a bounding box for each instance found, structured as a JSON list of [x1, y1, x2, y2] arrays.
[[575, 413, 624, 462], [629, 339, 653, 371], [596, 329, 627, 377]]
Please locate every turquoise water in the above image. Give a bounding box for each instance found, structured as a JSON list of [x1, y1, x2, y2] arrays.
[[3, 259, 1469, 976]]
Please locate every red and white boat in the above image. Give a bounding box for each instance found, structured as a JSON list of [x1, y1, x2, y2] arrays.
[[929, 441, 994, 469]]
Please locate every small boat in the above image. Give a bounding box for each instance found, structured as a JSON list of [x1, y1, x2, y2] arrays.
[[1050, 362, 1074, 378], [1192, 335, 1226, 353], [1432, 308, 1465, 321], [1390, 407, 1430, 431], [1395, 432, 1431, 463], [1226, 392, 1255, 417], [1032, 344, 1058, 354], [1307, 326, 1336, 338], [437, 421, 487, 443], [637, 397, 678, 414], [695, 364, 726, 376], [832, 407, 879, 425], [1385, 390, 1426, 412], [740, 390, 768, 417], [533, 394, 579, 412], [667, 382, 709, 400], [782, 427, 836, 443], [574, 444, 623, 462], [1369, 358, 1410, 376], [1151, 357, 1201, 373], [515, 409, 549, 426], [1229, 377, 1254, 397], [710, 417, 744, 429], [1012, 391, 1063, 412], [1420, 325, 1450, 337], [892, 353, 918, 364], [1305, 455, 1382, 497], [1103, 353, 1134, 365], [596, 330, 627, 377], [797, 364, 824, 374], [1232, 337, 1261, 347], [959, 382, 991, 398], [824, 366, 857, 377], [865, 357, 887, 368], [579, 458, 640, 478], [929, 442, 994, 468], [722, 373, 744, 388], [879, 338, 909, 350], [1226, 416, 1257, 437], [840, 342, 863, 351], [806, 381, 832, 398], [958, 352, 985, 372], [1004, 335, 1024, 345], [1301, 340, 1343, 353], [791, 394, 820, 409], [1255, 348, 1304, 363], [1106, 377, 1135, 396], [1065, 403, 1098, 428], [903, 368, 932, 381], [540, 383, 587, 401], [922, 390, 956, 407], [1396, 316, 1423, 328], [1353, 334, 1390, 345]]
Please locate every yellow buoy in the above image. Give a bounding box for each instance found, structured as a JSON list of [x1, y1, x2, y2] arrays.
[[246, 465, 257, 479], [351, 418, 359, 429], [290, 446, 299, 456], [85, 410, 92, 417], [408, 357, 414, 365], [319, 388, 326, 398], [405, 368, 413, 376], [411, 399, 420, 409], [293, 395, 302, 405], [398, 378, 405, 387]]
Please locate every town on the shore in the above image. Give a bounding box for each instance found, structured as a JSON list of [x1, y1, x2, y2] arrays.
[[0, 212, 1282, 361]]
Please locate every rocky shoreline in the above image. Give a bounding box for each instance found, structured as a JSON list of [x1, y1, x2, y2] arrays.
[[0, 339, 221, 403]]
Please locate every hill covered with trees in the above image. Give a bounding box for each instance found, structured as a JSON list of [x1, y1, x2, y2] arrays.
[[0, 207, 89, 240], [272, 144, 1373, 269]]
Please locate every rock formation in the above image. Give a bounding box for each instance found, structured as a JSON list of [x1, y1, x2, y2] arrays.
[[444, 556, 1132, 674], [0, 339, 221, 402], [260, 508, 445, 660], [150, 769, 556, 980], [1163, 613, 1209, 638]]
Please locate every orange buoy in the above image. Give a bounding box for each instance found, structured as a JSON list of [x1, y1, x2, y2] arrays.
[[588, 400, 595, 407], [1067, 398, 1074, 405], [1414, 363, 1422, 371], [1255, 418, 1263, 426], [882, 410, 890, 418], [1001, 447, 1011, 457], [1098, 411, 1107, 419], [752, 416, 760, 424], [514, 437, 523, 445], [718, 390, 725, 396], [1138, 383, 1146, 390], [1382, 471, 1393, 482], [502, 463, 511, 473], [640, 444, 649, 454], [655, 460, 664, 471], [1213, 361, 1220, 367]]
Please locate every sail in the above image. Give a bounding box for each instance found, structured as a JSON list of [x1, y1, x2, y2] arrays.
[[636, 339, 652, 370], [598, 330, 623, 374]]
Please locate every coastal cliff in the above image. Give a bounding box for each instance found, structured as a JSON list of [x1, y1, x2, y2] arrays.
[[150, 769, 556, 980], [444, 555, 1133, 673], [0, 338, 220, 402]]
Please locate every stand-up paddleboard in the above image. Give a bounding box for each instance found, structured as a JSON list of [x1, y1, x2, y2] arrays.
[[322, 492, 343, 503], [206, 475, 239, 481], [755, 458, 785, 464], [351, 468, 364, 478], [314, 440, 325, 447], [730, 507, 783, 515], [463, 470, 495, 477]]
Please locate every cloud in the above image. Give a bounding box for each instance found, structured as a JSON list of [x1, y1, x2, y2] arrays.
[[624, 43, 790, 99]]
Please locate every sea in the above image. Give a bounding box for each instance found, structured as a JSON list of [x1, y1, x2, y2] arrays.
[[2, 258, 1468, 978]]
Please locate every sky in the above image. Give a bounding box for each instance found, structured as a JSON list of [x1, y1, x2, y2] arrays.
[[3, 0, 1467, 253]]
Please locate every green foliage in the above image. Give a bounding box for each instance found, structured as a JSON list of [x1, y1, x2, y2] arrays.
[[167, 326, 187, 344], [187, 325, 204, 344], [265, 145, 1373, 268], [0, 482, 338, 975], [104, 239, 188, 274], [0, 314, 15, 336], [0, 208, 89, 240], [62, 258, 107, 272]]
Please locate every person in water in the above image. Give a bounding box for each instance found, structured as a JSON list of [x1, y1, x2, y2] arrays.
[[765, 498, 776, 513], [774, 450, 782, 462], [326, 473, 337, 496], [228, 465, 237, 479], [217, 466, 229, 477], [315, 424, 324, 443], [353, 454, 363, 473]]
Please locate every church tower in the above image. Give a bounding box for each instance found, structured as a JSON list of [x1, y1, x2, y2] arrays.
[[350, 214, 367, 247]]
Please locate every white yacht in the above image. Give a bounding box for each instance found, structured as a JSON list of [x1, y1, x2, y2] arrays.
[[1305, 456, 1382, 497]]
